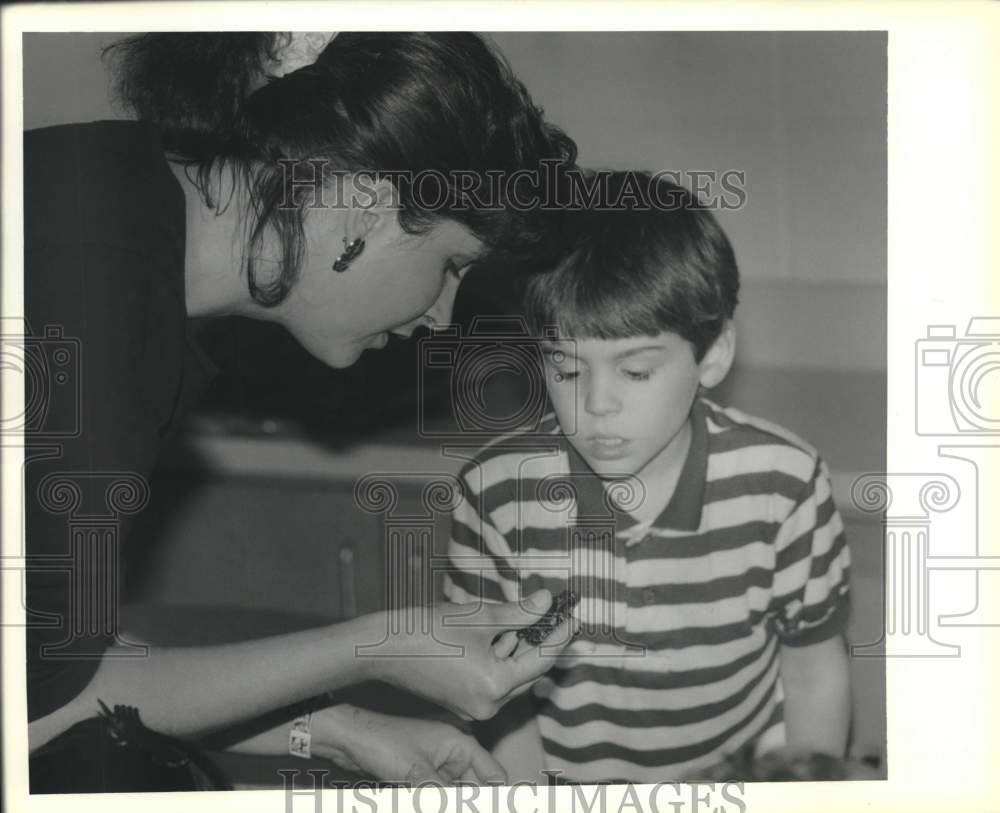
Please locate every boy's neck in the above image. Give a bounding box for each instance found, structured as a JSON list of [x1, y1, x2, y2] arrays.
[[607, 416, 694, 526]]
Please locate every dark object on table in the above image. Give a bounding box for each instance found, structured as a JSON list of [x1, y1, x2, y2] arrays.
[[29, 701, 231, 793], [516, 590, 580, 645], [696, 744, 884, 781]]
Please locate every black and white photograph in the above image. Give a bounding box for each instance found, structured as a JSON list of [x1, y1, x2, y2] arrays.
[[2, 4, 997, 812]]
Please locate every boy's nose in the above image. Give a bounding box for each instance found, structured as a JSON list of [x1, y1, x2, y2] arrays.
[[584, 376, 622, 417]]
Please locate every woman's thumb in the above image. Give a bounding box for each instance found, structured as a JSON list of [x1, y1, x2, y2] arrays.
[[525, 588, 552, 610], [405, 762, 443, 786], [510, 589, 552, 622]]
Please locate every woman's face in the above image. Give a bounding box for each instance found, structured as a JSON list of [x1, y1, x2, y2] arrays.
[[276, 215, 483, 368]]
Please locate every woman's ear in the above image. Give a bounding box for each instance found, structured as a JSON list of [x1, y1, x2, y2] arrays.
[[345, 175, 400, 242], [698, 321, 736, 389]]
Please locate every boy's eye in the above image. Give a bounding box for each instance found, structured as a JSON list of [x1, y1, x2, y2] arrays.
[[623, 369, 652, 381], [544, 350, 580, 382]]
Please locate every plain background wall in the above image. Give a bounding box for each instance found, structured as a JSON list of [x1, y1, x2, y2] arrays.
[[22, 32, 887, 373], [494, 32, 886, 285]]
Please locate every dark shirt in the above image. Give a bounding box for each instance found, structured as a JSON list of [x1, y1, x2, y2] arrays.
[[23, 121, 217, 721]]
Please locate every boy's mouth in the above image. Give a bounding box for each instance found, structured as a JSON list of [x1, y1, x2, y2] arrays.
[[586, 435, 631, 459]]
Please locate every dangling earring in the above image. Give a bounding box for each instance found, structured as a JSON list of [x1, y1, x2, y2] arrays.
[[332, 237, 365, 272]]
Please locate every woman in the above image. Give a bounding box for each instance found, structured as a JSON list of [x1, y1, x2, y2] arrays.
[[24, 32, 577, 791]]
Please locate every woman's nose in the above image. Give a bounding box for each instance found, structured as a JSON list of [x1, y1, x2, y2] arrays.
[[424, 271, 462, 327], [584, 375, 621, 416]]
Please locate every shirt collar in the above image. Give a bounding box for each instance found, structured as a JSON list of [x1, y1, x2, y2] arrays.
[[560, 397, 708, 533], [655, 397, 708, 532]]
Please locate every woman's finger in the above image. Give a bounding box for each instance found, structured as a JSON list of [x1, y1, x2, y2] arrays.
[[405, 761, 445, 786], [467, 742, 508, 785], [490, 629, 520, 658], [487, 589, 552, 627], [500, 613, 577, 694], [435, 737, 505, 785]]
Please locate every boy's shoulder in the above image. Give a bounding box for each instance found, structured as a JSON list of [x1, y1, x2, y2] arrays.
[[456, 412, 567, 494], [698, 397, 824, 484]]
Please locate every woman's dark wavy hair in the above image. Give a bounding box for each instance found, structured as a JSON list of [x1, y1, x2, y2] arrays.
[[104, 32, 577, 305], [523, 171, 739, 361]]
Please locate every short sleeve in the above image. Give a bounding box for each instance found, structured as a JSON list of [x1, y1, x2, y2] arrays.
[[768, 456, 852, 647], [443, 464, 520, 605]]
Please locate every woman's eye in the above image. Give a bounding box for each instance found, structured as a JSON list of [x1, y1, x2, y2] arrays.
[[444, 260, 466, 280], [623, 369, 652, 381]]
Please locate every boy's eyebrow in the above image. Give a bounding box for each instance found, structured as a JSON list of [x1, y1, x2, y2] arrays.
[[539, 343, 670, 361], [614, 345, 670, 360]]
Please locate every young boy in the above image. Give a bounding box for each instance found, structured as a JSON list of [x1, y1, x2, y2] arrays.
[[442, 171, 852, 784]]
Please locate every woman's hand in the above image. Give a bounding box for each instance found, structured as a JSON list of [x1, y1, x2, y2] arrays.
[[357, 589, 578, 721], [30, 591, 572, 752], [312, 704, 507, 785]]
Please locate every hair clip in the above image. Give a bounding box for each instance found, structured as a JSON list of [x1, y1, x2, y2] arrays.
[[270, 32, 338, 78]]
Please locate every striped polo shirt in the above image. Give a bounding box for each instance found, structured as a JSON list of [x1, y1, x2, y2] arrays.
[[443, 397, 851, 783]]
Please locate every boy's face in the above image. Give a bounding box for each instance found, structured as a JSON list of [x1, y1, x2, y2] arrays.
[[542, 328, 733, 484]]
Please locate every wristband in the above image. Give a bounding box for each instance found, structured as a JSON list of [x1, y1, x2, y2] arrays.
[[289, 712, 312, 759]]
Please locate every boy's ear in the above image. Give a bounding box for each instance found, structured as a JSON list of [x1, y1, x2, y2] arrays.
[[698, 321, 736, 389]]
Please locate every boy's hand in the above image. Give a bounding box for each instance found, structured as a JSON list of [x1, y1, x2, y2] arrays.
[[360, 590, 579, 721], [779, 634, 851, 756]]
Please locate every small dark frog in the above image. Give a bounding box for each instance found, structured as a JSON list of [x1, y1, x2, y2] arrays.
[[516, 589, 580, 645]]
